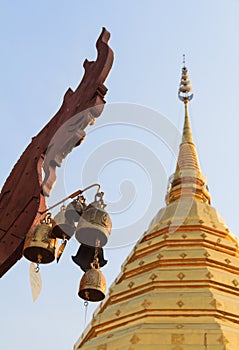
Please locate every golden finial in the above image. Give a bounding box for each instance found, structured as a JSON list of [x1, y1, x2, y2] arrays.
[[178, 55, 193, 103]]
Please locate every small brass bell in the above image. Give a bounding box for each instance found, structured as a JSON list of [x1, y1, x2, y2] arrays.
[[52, 205, 75, 240], [78, 266, 106, 302], [65, 196, 86, 223], [72, 244, 107, 272], [23, 213, 57, 264], [75, 192, 112, 247]]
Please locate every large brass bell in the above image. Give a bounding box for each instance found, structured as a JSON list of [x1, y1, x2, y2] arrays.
[[65, 196, 86, 223], [78, 266, 106, 302], [52, 205, 75, 240], [75, 192, 112, 247], [23, 213, 57, 264]]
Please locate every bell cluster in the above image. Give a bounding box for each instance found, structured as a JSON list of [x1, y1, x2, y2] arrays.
[[23, 190, 112, 302]]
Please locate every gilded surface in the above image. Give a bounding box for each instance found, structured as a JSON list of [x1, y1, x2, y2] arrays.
[[74, 68, 239, 349]]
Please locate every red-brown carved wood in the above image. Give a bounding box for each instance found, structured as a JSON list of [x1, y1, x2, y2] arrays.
[[0, 28, 114, 277]]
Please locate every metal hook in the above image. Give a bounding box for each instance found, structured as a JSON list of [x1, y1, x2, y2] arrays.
[[35, 263, 40, 273], [39, 183, 101, 215]]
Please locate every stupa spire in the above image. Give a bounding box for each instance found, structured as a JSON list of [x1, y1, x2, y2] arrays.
[[166, 58, 210, 204], [178, 55, 194, 145]]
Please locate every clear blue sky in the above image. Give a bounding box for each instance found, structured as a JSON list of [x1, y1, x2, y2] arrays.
[[1, 1, 239, 350]]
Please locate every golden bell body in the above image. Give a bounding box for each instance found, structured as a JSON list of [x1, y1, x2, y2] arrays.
[[75, 206, 112, 247], [52, 206, 75, 240], [78, 267, 106, 302], [23, 222, 57, 264]]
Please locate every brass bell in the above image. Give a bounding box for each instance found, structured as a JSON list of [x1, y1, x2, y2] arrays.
[[72, 244, 107, 272], [65, 196, 86, 223], [23, 213, 57, 264], [78, 266, 106, 302], [75, 192, 112, 247], [52, 205, 75, 240]]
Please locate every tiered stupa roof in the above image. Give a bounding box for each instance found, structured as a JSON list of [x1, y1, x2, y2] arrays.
[[74, 63, 239, 350]]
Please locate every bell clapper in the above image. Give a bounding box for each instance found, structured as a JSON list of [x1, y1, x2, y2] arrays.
[[35, 253, 42, 272]]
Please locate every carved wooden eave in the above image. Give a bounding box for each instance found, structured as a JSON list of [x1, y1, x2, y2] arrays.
[[0, 28, 114, 277]]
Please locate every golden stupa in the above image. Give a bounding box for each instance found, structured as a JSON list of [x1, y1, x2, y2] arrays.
[[74, 63, 239, 350]]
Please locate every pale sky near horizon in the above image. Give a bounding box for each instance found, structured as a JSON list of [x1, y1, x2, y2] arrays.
[[1, 1, 239, 350]]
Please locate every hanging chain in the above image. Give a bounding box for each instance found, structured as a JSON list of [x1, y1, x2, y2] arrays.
[[94, 192, 106, 209], [40, 212, 52, 224], [92, 238, 100, 269]]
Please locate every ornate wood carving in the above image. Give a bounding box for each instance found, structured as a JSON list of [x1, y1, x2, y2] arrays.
[[0, 28, 114, 277]]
